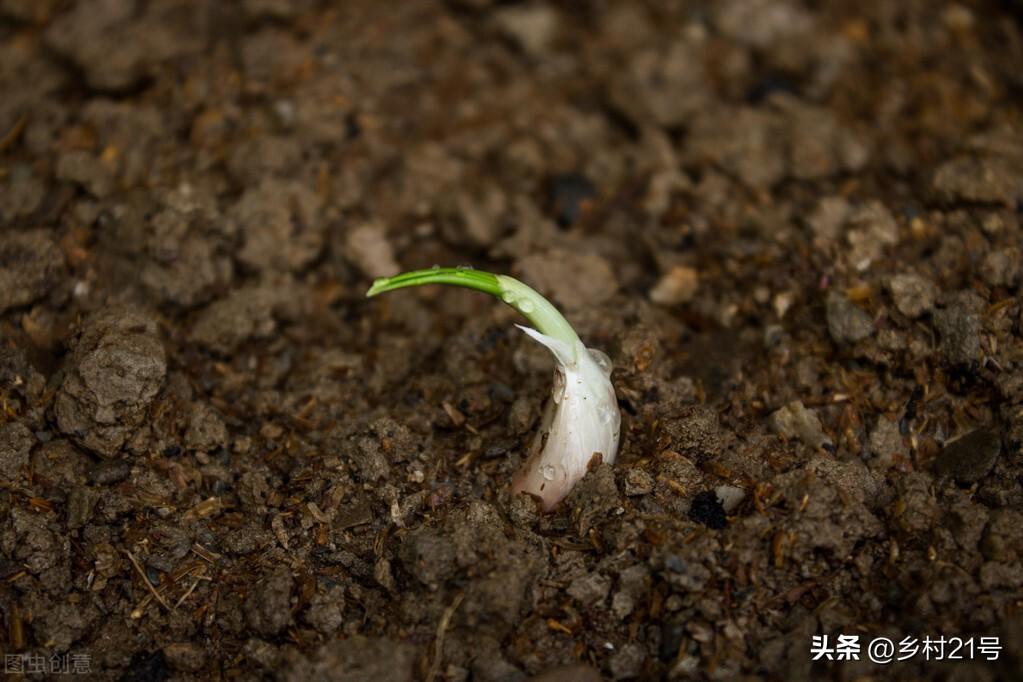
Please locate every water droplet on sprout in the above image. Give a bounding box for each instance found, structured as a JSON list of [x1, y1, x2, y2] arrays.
[[518, 299, 535, 313]]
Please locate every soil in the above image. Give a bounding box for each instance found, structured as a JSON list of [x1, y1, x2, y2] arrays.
[[2, 1, 1023, 680]]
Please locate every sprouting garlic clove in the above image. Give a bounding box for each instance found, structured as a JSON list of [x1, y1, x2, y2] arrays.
[[511, 326, 620, 511]]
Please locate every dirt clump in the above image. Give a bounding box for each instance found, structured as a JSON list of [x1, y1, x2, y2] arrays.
[[54, 307, 166, 457]]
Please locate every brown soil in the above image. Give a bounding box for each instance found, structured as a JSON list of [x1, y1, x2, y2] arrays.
[[2, 1, 1023, 680]]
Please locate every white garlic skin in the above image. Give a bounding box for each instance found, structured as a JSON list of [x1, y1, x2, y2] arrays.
[[511, 326, 620, 511]]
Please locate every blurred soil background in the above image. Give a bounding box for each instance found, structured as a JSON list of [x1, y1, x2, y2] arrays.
[[2, 0, 1023, 680]]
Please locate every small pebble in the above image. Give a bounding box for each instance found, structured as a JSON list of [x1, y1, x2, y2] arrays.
[[826, 290, 874, 344], [344, 221, 399, 279], [650, 266, 699, 305], [493, 4, 560, 56], [888, 273, 938, 318], [808, 195, 851, 242], [933, 296, 983, 366], [715, 485, 746, 513], [934, 428, 1001, 484], [770, 400, 832, 450]]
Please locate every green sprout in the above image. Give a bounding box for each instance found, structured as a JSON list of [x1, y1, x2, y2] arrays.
[[367, 267, 621, 511]]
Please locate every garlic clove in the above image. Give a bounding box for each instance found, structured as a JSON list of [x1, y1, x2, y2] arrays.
[[511, 326, 620, 511]]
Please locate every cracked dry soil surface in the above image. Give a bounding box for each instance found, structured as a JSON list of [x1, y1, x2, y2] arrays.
[[2, 1, 1023, 680]]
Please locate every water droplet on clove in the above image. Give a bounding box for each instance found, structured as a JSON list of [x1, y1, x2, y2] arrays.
[[588, 348, 613, 375], [552, 369, 565, 403], [540, 464, 556, 481]]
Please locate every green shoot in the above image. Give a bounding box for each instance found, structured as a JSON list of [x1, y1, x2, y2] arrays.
[[367, 267, 581, 360]]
